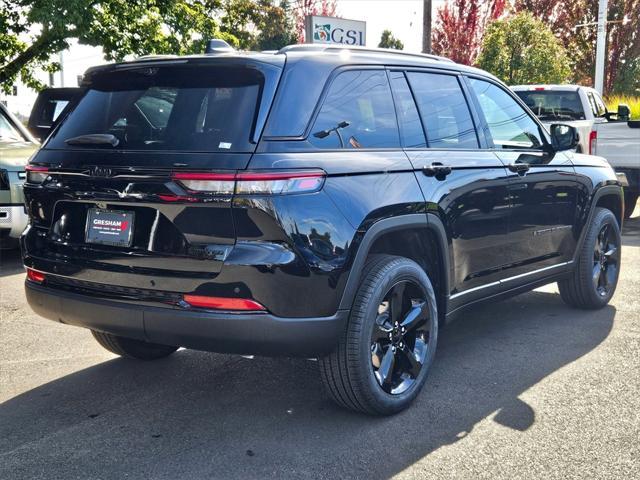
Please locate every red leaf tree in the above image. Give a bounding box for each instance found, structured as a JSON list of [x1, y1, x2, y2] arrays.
[[432, 0, 507, 65], [516, 0, 640, 94], [293, 0, 338, 43]]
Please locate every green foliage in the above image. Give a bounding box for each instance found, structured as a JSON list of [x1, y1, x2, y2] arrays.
[[378, 30, 404, 50], [0, 0, 297, 94], [220, 0, 297, 51], [477, 12, 571, 85], [252, 1, 298, 51], [606, 95, 640, 120], [610, 57, 640, 97]]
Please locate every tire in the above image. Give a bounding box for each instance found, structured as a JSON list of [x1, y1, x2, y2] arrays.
[[91, 330, 178, 360], [319, 255, 438, 415], [624, 191, 638, 219], [558, 207, 621, 309]]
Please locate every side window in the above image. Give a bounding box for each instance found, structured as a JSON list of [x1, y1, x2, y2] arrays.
[[593, 92, 607, 117], [388, 71, 426, 148], [469, 78, 544, 150], [407, 72, 478, 149], [587, 92, 599, 117], [310, 70, 400, 149]]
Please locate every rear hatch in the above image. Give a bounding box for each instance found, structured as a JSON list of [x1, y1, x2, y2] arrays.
[[23, 57, 283, 293]]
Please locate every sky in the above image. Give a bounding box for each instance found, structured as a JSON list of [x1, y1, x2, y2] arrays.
[[338, 0, 443, 52]]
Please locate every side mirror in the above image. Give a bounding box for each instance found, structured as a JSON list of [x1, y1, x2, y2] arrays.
[[550, 124, 579, 152], [617, 103, 631, 121]]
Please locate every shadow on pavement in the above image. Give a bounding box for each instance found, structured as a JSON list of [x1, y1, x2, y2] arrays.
[[0, 248, 23, 278], [0, 290, 615, 479], [622, 214, 640, 247]]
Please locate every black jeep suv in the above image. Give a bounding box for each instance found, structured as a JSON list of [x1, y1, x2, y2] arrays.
[[22, 44, 624, 415]]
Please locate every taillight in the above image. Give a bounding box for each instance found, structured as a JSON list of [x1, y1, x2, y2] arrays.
[[183, 294, 266, 311], [235, 171, 325, 195], [25, 165, 49, 184], [589, 130, 597, 155], [171, 170, 325, 195], [26, 268, 46, 283], [171, 172, 235, 194]]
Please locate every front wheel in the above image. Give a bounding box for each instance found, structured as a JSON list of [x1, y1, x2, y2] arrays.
[[320, 255, 438, 415], [558, 207, 621, 309]]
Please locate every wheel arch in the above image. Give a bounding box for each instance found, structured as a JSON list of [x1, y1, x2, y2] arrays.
[[574, 185, 624, 263], [338, 214, 451, 325]]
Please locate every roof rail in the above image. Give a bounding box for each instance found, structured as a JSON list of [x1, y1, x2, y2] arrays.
[[277, 44, 455, 63]]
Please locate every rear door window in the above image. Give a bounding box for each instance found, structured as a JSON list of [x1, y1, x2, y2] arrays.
[[46, 65, 264, 153], [309, 70, 400, 149], [406, 72, 479, 149], [389, 71, 426, 148]]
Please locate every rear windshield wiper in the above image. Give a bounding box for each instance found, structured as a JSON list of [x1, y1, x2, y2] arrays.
[[65, 134, 120, 147]]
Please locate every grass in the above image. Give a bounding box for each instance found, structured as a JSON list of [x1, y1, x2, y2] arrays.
[[605, 95, 640, 119]]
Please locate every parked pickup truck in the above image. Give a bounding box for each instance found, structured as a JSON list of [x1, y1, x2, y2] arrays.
[[512, 84, 640, 218]]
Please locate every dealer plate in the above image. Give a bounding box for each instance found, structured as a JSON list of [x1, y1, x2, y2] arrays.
[[85, 208, 134, 247]]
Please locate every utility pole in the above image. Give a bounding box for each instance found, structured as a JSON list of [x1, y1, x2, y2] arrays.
[[422, 0, 432, 54], [59, 51, 65, 88], [594, 0, 608, 94]]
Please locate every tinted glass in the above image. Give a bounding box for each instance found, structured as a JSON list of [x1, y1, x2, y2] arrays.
[[0, 111, 24, 142], [515, 90, 586, 121], [310, 70, 399, 149], [389, 71, 426, 148], [407, 72, 478, 149], [470, 79, 543, 150], [47, 66, 263, 153]]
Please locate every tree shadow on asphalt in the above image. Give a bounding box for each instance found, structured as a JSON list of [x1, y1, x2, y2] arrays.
[[622, 214, 640, 247], [0, 248, 23, 278], [0, 290, 615, 479]]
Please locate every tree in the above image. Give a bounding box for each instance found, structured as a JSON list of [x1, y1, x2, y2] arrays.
[[0, 0, 236, 94], [378, 30, 404, 50], [477, 12, 571, 85], [431, 0, 506, 64], [292, 0, 337, 43], [515, 0, 640, 95], [253, 1, 298, 50]]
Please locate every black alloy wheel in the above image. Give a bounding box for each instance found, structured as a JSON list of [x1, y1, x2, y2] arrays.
[[370, 281, 432, 395], [319, 255, 438, 415], [592, 223, 620, 298], [559, 207, 621, 309]]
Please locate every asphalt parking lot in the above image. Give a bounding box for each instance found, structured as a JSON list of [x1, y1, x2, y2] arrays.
[[1, 209, 639, 480]]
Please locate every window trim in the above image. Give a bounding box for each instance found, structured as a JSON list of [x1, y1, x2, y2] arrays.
[[302, 65, 403, 151], [463, 74, 552, 153], [400, 68, 484, 151], [387, 69, 427, 149]]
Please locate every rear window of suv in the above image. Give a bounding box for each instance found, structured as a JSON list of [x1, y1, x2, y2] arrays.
[[46, 65, 264, 153], [514, 90, 586, 121]]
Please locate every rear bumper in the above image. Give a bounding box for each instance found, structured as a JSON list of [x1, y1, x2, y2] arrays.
[[25, 282, 347, 357], [0, 205, 28, 239]]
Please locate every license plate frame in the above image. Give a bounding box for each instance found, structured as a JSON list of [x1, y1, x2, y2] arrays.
[[85, 208, 135, 247]]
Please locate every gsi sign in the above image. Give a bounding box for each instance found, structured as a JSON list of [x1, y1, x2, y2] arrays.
[[304, 15, 366, 46]]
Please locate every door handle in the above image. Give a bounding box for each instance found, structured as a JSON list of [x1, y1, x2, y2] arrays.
[[422, 163, 452, 179], [507, 162, 530, 175]]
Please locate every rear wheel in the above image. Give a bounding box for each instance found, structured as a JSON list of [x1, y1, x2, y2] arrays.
[[558, 207, 621, 309], [91, 330, 178, 360], [624, 191, 638, 219], [320, 255, 438, 415]]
